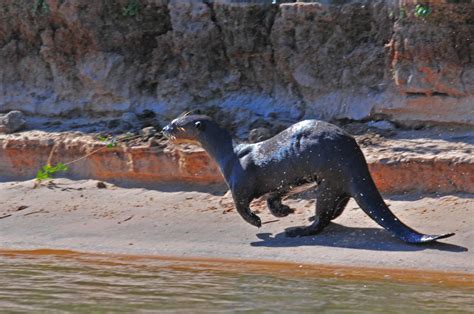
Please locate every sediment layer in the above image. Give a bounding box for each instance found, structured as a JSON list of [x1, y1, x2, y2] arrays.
[[1, 130, 473, 194]]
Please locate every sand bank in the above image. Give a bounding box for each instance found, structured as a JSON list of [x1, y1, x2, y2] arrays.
[[0, 179, 472, 275]]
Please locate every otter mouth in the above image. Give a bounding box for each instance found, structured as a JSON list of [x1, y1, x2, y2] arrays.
[[165, 135, 201, 145], [162, 124, 177, 140], [162, 125, 197, 144], [162, 130, 176, 140]]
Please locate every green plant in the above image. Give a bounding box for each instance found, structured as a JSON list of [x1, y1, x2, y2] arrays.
[[399, 6, 407, 19], [35, 133, 143, 183], [98, 135, 118, 148], [33, 0, 49, 15], [36, 163, 68, 181], [122, 0, 139, 17], [414, 4, 432, 18]]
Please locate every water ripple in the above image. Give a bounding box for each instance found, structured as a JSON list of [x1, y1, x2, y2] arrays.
[[0, 255, 472, 313]]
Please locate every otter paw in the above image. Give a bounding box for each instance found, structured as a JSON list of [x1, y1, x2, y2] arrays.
[[271, 205, 295, 218], [244, 213, 262, 228]]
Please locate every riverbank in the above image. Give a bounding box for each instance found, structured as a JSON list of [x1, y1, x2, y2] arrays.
[[0, 179, 472, 275], [1, 124, 473, 194]]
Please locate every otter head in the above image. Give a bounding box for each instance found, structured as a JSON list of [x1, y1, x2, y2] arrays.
[[162, 114, 214, 143]]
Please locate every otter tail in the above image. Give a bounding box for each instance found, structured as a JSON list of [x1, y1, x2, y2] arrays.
[[349, 169, 454, 244]]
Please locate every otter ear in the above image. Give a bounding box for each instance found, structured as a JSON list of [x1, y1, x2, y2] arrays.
[[194, 121, 205, 131]]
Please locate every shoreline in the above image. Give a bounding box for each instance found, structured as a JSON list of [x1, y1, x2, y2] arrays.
[[1, 178, 472, 276], [1, 248, 473, 287]]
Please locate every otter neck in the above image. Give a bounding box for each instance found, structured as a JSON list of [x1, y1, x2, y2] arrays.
[[199, 129, 237, 180]]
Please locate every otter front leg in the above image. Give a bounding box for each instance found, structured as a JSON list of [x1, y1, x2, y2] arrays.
[[233, 195, 262, 228], [267, 193, 295, 217]]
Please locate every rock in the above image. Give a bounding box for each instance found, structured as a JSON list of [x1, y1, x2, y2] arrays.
[[96, 181, 107, 189], [137, 110, 156, 120], [107, 115, 137, 133], [342, 122, 370, 136], [121, 112, 139, 127], [249, 118, 273, 130], [137, 109, 158, 128], [0, 111, 26, 134], [248, 127, 272, 143], [366, 120, 397, 138], [107, 119, 121, 129], [367, 120, 395, 131], [140, 126, 157, 138]]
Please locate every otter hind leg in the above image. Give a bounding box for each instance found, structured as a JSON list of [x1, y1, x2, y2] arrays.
[[331, 194, 350, 219], [267, 193, 295, 218], [308, 193, 350, 222], [286, 181, 342, 238]]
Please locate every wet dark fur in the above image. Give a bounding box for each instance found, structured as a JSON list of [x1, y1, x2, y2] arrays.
[[163, 115, 454, 243]]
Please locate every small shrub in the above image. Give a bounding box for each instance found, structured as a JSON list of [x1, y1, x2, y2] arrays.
[[35, 133, 142, 183], [33, 0, 49, 15], [36, 163, 68, 181], [414, 4, 432, 18], [122, 0, 140, 17], [399, 6, 407, 19]]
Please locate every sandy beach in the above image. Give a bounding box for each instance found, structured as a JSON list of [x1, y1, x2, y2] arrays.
[[0, 178, 472, 274]]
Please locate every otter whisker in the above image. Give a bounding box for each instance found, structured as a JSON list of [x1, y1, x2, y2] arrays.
[[177, 109, 198, 119], [177, 110, 191, 119]]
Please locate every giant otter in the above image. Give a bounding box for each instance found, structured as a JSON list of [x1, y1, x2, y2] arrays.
[[162, 115, 454, 243]]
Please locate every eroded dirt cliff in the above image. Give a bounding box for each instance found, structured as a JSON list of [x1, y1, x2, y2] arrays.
[[0, 0, 473, 127], [1, 126, 473, 194]]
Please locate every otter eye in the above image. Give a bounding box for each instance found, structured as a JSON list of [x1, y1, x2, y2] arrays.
[[194, 121, 205, 131]]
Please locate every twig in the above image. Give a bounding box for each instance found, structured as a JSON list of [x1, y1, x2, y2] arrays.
[[63, 134, 143, 166], [47, 143, 59, 166], [63, 146, 109, 166], [118, 215, 134, 224], [24, 210, 46, 216], [35, 133, 146, 183]]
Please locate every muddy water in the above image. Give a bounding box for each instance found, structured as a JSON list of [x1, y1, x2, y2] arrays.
[[0, 251, 472, 313]]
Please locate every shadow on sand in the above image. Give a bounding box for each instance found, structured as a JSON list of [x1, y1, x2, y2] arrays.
[[27, 177, 230, 196], [251, 223, 467, 253]]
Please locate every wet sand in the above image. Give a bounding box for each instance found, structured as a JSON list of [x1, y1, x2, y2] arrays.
[[0, 179, 472, 274]]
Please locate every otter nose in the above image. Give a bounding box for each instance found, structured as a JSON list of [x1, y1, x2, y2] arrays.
[[162, 124, 173, 134]]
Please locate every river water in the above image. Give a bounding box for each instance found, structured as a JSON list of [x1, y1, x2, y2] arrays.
[[0, 251, 472, 313]]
